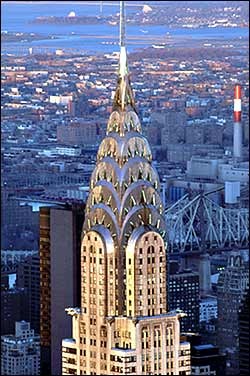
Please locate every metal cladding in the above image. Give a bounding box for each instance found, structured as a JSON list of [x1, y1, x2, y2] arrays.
[[61, 4, 191, 375], [82, 35, 166, 251], [233, 84, 242, 159], [234, 84, 241, 122]]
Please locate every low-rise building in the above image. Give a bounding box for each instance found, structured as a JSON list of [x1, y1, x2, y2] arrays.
[[1, 321, 40, 375], [191, 344, 226, 376]]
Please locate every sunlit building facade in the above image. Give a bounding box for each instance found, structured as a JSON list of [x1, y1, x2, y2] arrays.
[[62, 2, 191, 375]]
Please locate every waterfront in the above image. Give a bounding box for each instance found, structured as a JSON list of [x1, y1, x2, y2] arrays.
[[1, 1, 249, 54]]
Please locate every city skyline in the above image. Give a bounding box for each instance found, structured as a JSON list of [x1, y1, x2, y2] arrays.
[[1, 1, 249, 375]]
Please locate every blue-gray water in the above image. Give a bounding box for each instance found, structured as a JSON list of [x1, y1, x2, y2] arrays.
[[1, 2, 249, 54]]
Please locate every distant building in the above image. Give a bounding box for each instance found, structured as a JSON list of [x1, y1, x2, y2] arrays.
[[67, 99, 76, 117], [1, 288, 29, 335], [185, 124, 204, 144], [186, 157, 249, 184], [185, 123, 223, 146], [146, 123, 161, 145], [167, 143, 193, 163], [1, 321, 40, 375], [191, 344, 226, 376], [238, 289, 249, 375], [169, 270, 200, 332], [185, 102, 201, 117], [49, 95, 72, 105], [161, 111, 186, 146], [57, 120, 98, 146], [1, 187, 39, 248], [181, 333, 226, 376], [218, 163, 249, 183], [199, 296, 217, 324], [147, 110, 186, 147], [16, 254, 40, 334], [40, 203, 85, 375], [186, 157, 222, 181], [54, 145, 82, 157], [217, 252, 249, 375]]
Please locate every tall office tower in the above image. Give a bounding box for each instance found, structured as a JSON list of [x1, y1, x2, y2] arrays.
[[16, 253, 40, 334], [1, 321, 40, 375], [62, 2, 191, 375], [217, 253, 249, 375], [168, 270, 200, 333], [238, 288, 249, 375], [40, 203, 85, 375]]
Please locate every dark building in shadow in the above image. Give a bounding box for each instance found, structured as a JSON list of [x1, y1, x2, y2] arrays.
[[40, 202, 85, 375], [1, 287, 28, 335], [181, 333, 226, 376], [217, 252, 249, 375], [169, 268, 200, 332], [239, 288, 249, 375], [16, 253, 40, 334]]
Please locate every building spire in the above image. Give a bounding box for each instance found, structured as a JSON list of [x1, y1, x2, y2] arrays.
[[120, 0, 125, 47], [113, 0, 136, 113], [118, 0, 128, 79]]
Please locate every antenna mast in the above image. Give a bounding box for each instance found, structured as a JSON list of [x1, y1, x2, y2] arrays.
[[120, 1, 125, 47]]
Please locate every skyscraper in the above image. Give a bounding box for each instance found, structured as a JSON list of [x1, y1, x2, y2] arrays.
[[62, 2, 191, 375], [16, 253, 40, 334], [217, 252, 249, 375], [40, 203, 85, 375], [168, 270, 200, 333], [239, 288, 249, 375]]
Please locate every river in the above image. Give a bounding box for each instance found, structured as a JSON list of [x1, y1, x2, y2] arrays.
[[1, 1, 248, 54]]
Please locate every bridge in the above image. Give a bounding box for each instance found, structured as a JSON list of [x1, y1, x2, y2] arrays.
[[165, 189, 249, 253]]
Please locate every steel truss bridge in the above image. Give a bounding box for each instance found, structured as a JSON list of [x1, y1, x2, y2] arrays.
[[165, 190, 249, 253]]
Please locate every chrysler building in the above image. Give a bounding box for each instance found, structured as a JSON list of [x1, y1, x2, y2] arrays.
[[62, 2, 190, 375]]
